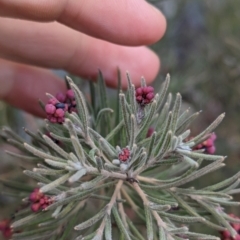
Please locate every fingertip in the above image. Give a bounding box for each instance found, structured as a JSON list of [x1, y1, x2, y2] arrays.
[[100, 48, 160, 89], [136, 5, 167, 45]]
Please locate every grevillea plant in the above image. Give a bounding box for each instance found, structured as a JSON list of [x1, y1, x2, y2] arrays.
[[1, 73, 240, 240]]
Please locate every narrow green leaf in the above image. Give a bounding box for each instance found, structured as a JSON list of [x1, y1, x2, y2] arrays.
[[144, 205, 153, 240], [136, 100, 157, 141], [168, 227, 188, 234], [23, 170, 51, 184], [11, 212, 51, 229], [196, 199, 237, 237], [160, 212, 204, 223], [171, 93, 182, 134], [99, 138, 117, 159], [148, 196, 178, 208], [106, 120, 124, 141], [141, 158, 225, 189], [24, 143, 66, 162], [146, 132, 156, 162], [59, 211, 80, 240], [149, 203, 171, 212], [70, 136, 86, 165], [66, 76, 89, 138], [205, 171, 240, 191], [155, 102, 169, 131], [154, 112, 172, 156], [5, 150, 40, 161], [129, 114, 136, 149], [96, 108, 114, 127], [168, 191, 226, 231], [177, 149, 223, 161], [158, 226, 167, 240], [12, 226, 55, 239], [155, 131, 173, 159], [45, 159, 68, 169], [156, 74, 170, 112], [0, 179, 33, 192], [49, 132, 71, 143], [40, 172, 71, 193], [74, 206, 106, 230], [176, 111, 200, 135], [181, 232, 220, 240], [68, 168, 87, 183], [127, 218, 145, 240], [119, 93, 131, 139], [33, 168, 67, 176], [2, 127, 24, 143], [112, 206, 131, 240], [42, 134, 69, 159], [188, 113, 225, 145], [105, 215, 112, 240], [6, 138, 28, 152]]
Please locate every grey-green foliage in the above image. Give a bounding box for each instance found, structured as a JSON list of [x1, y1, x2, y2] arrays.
[[1, 73, 239, 240]]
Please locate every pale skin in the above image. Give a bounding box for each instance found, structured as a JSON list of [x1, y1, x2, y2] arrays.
[[0, 0, 166, 117]]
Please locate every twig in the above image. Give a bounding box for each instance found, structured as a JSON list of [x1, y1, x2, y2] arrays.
[[117, 191, 128, 229], [107, 180, 123, 214], [132, 182, 175, 239]]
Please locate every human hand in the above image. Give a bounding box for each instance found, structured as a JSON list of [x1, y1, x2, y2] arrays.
[[0, 0, 166, 116]]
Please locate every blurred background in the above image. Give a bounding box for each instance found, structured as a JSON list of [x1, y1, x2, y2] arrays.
[[0, 0, 240, 238], [152, 0, 240, 194]]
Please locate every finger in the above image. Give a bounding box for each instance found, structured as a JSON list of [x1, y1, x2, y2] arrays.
[[0, 59, 66, 117], [0, 19, 160, 88], [0, 0, 166, 46]]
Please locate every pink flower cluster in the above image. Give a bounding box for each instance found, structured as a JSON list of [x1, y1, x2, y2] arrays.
[[118, 148, 131, 162], [135, 86, 155, 106], [194, 133, 217, 154], [0, 219, 12, 239], [220, 214, 240, 240], [45, 89, 76, 123], [29, 188, 53, 212]]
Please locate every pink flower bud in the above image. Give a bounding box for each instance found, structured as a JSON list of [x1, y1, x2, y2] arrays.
[[207, 146, 216, 154], [48, 98, 58, 105], [55, 108, 65, 118], [66, 89, 75, 99], [45, 104, 56, 115], [136, 88, 143, 95], [143, 86, 154, 94], [146, 92, 155, 101], [204, 138, 213, 148], [56, 92, 66, 102], [31, 203, 41, 212]]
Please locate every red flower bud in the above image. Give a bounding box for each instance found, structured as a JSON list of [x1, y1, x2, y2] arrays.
[[135, 86, 155, 106], [118, 148, 131, 162], [31, 203, 41, 212], [0, 219, 10, 231]]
